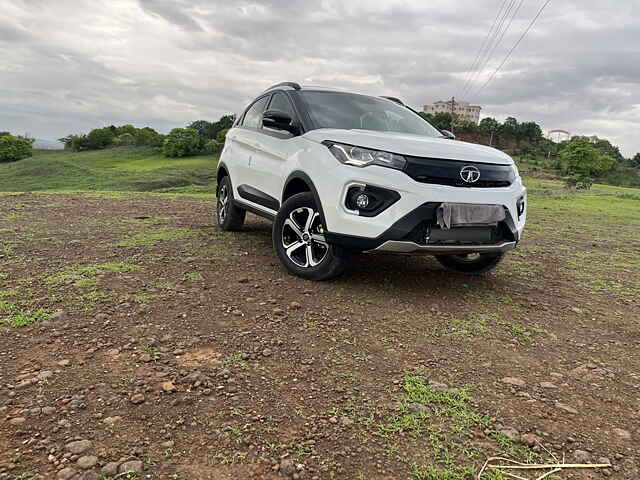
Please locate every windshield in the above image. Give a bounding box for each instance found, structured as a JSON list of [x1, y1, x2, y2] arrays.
[[299, 91, 443, 137]]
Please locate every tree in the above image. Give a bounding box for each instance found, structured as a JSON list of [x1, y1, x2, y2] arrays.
[[631, 153, 640, 168], [560, 138, 616, 189], [115, 132, 135, 146], [0, 134, 34, 162], [188, 120, 216, 139], [479, 117, 499, 135], [85, 127, 115, 150], [163, 128, 203, 157], [499, 117, 519, 138]]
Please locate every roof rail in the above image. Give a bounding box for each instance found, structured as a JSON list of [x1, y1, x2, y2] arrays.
[[264, 82, 301, 92], [380, 96, 405, 106]]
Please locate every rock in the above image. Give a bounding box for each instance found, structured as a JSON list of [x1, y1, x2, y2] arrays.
[[597, 457, 612, 466], [15, 379, 36, 389], [280, 458, 296, 476], [539, 382, 557, 389], [555, 403, 578, 414], [339, 416, 354, 426], [499, 427, 520, 442], [612, 428, 631, 440], [161, 440, 175, 448], [573, 450, 591, 463], [119, 460, 143, 474], [428, 380, 448, 389], [130, 393, 145, 405], [289, 301, 302, 310], [66, 440, 93, 455], [50, 310, 67, 322], [501, 377, 526, 387], [101, 462, 120, 475], [238, 277, 249, 283], [407, 403, 432, 414], [77, 456, 98, 469], [42, 406, 56, 415], [161, 381, 176, 392], [57, 467, 77, 479], [521, 433, 540, 447], [78, 471, 101, 480], [262, 348, 273, 357], [570, 307, 583, 314], [9, 417, 26, 425], [103, 416, 122, 426], [105, 348, 120, 356], [139, 353, 152, 363], [57, 359, 71, 367], [37, 370, 54, 380]]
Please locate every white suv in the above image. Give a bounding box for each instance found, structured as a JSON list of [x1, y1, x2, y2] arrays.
[[216, 82, 526, 280]]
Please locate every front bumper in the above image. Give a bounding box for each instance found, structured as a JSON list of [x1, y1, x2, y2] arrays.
[[374, 240, 517, 255], [319, 163, 526, 254]]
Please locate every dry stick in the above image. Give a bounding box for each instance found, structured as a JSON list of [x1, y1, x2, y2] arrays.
[[535, 468, 562, 480], [477, 456, 529, 480], [488, 462, 612, 470]]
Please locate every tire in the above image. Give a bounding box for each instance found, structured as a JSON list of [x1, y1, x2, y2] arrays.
[[216, 175, 246, 231], [435, 252, 505, 275], [273, 192, 349, 281]]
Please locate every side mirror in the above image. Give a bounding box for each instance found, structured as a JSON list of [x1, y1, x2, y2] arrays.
[[441, 129, 456, 140], [263, 109, 298, 134]]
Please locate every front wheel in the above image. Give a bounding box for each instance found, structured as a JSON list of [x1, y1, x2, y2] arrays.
[[435, 252, 504, 275], [273, 193, 349, 281]]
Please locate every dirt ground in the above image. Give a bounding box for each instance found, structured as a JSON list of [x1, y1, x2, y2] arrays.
[[1, 193, 638, 480]]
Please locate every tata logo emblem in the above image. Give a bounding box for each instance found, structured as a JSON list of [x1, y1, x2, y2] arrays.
[[460, 165, 481, 183]]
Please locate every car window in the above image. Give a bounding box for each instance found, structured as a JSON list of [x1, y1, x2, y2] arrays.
[[268, 92, 296, 120], [299, 91, 443, 137], [242, 96, 269, 129]]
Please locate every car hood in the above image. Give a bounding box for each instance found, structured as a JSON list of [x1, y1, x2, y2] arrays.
[[303, 128, 514, 165]]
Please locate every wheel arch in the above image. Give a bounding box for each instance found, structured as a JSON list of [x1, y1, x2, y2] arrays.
[[282, 171, 326, 221], [216, 162, 229, 195]]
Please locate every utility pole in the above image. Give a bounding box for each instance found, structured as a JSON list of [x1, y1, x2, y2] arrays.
[[449, 96, 455, 134]]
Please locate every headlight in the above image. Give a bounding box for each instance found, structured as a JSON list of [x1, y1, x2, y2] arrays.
[[325, 142, 406, 171]]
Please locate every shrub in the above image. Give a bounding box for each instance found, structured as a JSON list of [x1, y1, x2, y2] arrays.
[[163, 128, 203, 157], [135, 127, 164, 147], [216, 128, 230, 144], [0, 134, 34, 162], [204, 139, 221, 154]]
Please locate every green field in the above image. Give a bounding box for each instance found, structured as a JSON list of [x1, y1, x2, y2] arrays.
[[0, 147, 218, 195]]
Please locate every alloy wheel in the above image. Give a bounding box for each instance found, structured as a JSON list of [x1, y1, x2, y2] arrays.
[[281, 207, 328, 268], [218, 184, 228, 223]]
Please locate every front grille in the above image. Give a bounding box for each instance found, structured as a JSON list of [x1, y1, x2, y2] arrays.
[[403, 156, 515, 188]]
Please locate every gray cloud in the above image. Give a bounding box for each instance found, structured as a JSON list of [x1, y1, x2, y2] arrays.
[[1, 0, 639, 156]]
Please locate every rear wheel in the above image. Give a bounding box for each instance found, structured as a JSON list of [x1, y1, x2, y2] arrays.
[[273, 193, 349, 281], [216, 175, 246, 231], [435, 252, 504, 275]]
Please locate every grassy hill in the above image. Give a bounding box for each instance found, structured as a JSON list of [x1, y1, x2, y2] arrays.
[[0, 147, 217, 194]]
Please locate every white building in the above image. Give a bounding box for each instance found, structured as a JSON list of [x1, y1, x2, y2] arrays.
[[423, 99, 481, 124]]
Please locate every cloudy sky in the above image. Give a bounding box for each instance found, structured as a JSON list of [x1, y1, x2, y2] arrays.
[[2, 0, 640, 156]]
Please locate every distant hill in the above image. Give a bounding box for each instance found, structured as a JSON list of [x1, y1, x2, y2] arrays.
[[33, 139, 64, 150]]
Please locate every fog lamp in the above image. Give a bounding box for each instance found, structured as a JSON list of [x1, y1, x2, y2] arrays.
[[355, 193, 370, 209]]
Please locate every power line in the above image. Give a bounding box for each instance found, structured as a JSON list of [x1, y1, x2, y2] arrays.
[[467, 0, 526, 95], [463, 0, 517, 96], [474, 0, 552, 96], [459, 0, 509, 96]]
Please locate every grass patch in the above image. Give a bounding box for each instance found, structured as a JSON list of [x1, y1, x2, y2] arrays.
[[2, 309, 49, 327], [45, 263, 140, 285], [113, 227, 198, 247], [0, 147, 218, 194]]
